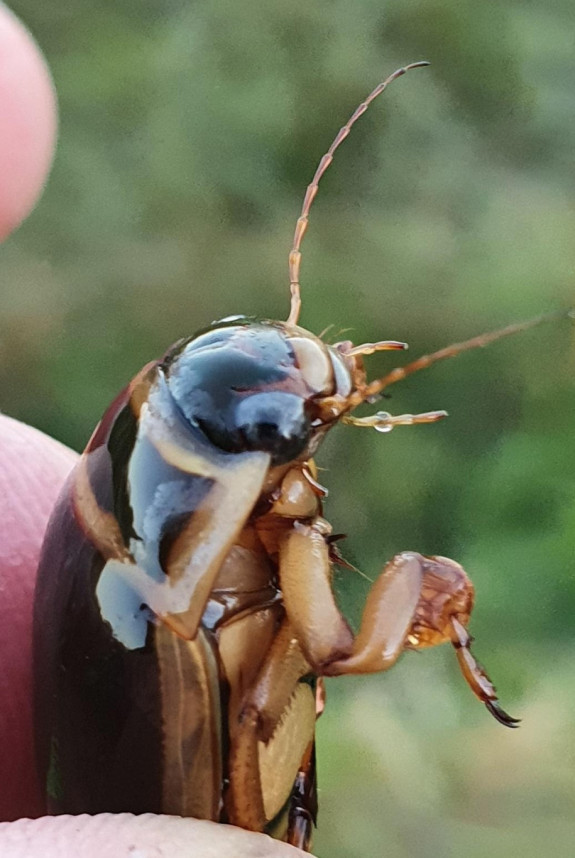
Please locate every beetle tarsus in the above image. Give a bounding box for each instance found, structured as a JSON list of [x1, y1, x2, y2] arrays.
[[485, 700, 521, 728], [343, 409, 448, 432]]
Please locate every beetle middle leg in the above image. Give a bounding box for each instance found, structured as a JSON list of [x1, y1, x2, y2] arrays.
[[279, 521, 519, 726]]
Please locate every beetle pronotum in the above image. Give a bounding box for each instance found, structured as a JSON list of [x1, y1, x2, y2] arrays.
[[35, 63, 567, 851]]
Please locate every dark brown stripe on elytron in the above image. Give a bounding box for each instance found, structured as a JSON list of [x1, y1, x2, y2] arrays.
[[157, 625, 223, 819]]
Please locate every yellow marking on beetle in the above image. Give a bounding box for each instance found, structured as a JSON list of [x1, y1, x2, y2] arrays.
[[289, 337, 333, 394], [152, 437, 221, 479], [258, 683, 316, 823]]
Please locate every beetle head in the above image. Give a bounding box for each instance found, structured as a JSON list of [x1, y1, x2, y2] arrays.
[[161, 319, 357, 465]]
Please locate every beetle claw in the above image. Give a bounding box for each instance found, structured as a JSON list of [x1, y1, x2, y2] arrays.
[[486, 700, 521, 728]]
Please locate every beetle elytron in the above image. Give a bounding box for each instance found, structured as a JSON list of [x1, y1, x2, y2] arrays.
[[37, 62, 556, 851]]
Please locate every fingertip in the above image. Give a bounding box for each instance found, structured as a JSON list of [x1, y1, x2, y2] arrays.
[[0, 814, 313, 858], [0, 4, 58, 240], [0, 416, 76, 820]]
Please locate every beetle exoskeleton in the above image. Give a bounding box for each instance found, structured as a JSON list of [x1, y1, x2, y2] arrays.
[[37, 62, 566, 851]]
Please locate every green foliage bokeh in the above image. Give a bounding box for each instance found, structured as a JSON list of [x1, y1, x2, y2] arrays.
[[2, 1, 574, 855]]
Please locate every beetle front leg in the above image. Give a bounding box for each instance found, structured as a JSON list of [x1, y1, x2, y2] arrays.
[[279, 523, 519, 726], [279, 522, 423, 673]]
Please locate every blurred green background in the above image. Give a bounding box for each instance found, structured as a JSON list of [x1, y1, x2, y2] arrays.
[[2, 0, 575, 855]]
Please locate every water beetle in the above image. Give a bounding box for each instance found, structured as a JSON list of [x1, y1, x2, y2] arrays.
[[36, 62, 564, 851]]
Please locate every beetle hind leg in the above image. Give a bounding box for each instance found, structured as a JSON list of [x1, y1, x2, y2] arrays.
[[286, 741, 318, 851], [263, 739, 317, 851]]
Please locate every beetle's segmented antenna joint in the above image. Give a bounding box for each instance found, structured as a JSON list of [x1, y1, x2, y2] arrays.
[[348, 308, 574, 410], [286, 61, 430, 327]]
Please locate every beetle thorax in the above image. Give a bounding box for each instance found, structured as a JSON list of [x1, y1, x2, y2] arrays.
[[161, 318, 357, 466]]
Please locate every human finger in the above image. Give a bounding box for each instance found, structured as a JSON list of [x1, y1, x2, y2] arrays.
[[0, 415, 77, 820], [0, 813, 312, 857], [0, 3, 57, 239]]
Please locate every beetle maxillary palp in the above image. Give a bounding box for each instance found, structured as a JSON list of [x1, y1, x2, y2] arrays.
[[348, 308, 572, 409], [344, 409, 448, 432], [343, 340, 408, 357]]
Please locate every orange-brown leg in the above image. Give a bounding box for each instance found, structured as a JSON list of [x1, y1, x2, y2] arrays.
[[279, 523, 518, 726], [449, 615, 519, 727], [226, 619, 316, 832]]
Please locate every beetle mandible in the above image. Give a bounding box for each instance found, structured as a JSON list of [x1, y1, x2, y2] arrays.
[[37, 61, 564, 851]]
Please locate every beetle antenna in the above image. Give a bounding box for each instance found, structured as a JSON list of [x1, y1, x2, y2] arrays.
[[348, 308, 573, 409], [286, 61, 430, 328]]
